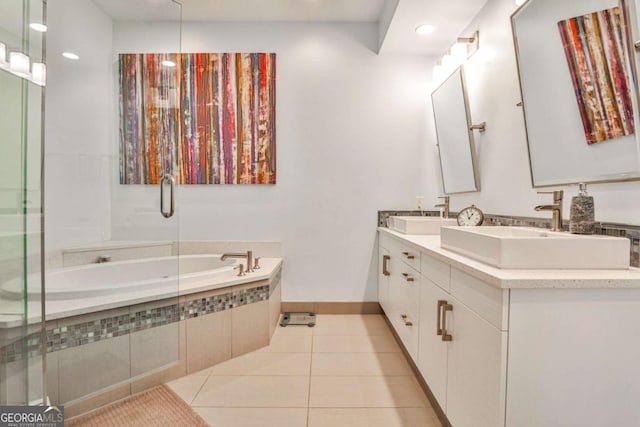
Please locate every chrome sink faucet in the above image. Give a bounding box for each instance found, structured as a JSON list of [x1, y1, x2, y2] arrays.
[[535, 191, 564, 231], [435, 196, 450, 219], [221, 251, 253, 273]]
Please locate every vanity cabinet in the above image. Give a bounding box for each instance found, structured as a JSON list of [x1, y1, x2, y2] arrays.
[[378, 246, 390, 311], [379, 229, 640, 427], [419, 258, 507, 427]]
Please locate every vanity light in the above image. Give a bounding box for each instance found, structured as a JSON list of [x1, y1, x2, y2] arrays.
[[29, 23, 47, 32], [432, 31, 480, 85], [31, 62, 46, 86], [415, 24, 436, 35], [9, 51, 30, 76], [161, 60, 176, 67], [62, 52, 79, 60]]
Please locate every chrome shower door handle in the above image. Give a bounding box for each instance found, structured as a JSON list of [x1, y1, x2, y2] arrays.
[[160, 174, 175, 218]]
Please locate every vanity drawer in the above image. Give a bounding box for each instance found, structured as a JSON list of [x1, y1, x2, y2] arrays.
[[421, 252, 450, 292], [450, 268, 509, 331], [391, 239, 421, 271], [389, 272, 420, 362]]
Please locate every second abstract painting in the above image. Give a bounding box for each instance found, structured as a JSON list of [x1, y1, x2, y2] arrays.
[[119, 52, 276, 184], [558, 7, 634, 145]]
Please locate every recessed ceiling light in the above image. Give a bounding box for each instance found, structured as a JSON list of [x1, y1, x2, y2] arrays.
[[29, 23, 47, 32], [62, 52, 79, 60], [161, 60, 176, 67], [415, 24, 436, 35]]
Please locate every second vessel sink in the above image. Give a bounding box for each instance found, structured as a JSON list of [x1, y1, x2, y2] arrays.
[[389, 216, 458, 235], [440, 226, 630, 269]]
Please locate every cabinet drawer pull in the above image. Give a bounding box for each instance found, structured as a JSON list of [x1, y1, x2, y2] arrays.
[[441, 303, 453, 342], [437, 300, 447, 336], [400, 314, 413, 327], [382, 255, 390, 276], [401, 273, 414, 282], [402, 252, 415, 260]]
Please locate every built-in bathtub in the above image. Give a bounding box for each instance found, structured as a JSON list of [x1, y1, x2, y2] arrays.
[[0, 246, 282, 415], [2, 255, 238, 301]]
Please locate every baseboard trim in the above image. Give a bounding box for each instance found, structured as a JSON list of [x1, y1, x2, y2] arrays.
[[281, 301, 382, 315], [381, 310, 452, 427]]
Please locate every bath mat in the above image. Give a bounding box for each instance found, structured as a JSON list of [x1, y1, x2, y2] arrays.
[[66, 385, 209, 427]]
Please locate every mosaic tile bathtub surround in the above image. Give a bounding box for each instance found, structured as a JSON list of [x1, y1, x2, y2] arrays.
[[1, 276, 279, 364], [378, 210, 640, 268]]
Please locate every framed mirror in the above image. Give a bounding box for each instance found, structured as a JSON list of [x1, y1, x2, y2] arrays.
[[432, 65, 480, 194], [512, 0, 640, 187]]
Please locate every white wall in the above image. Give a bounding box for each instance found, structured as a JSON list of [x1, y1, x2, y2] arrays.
[[112, 22, 433, 301], [45, 0, 113, 250], [435, 0, 640, 224]]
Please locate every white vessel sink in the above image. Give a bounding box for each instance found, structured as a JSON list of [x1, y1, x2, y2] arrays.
[[440, 226, 630, 269], [389, 216, 458, 235]]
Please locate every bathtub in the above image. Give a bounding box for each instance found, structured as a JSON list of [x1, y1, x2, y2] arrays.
[[1, 255, 238, 301]]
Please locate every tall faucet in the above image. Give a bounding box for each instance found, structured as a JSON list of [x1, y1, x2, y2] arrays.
[[534, 191, 564, 231], [435, 196, 450, 219], [221, 251, 253, 273]]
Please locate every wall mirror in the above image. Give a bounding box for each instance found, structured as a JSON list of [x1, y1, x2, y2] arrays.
[[512, 0, 640, 187], [432, 65, 480, 194]]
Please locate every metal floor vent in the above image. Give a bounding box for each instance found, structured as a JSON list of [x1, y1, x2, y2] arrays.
[[280, 312, 316, 327]]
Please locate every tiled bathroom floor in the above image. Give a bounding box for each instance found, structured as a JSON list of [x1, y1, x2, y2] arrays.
[[166, 314, 442, 427]]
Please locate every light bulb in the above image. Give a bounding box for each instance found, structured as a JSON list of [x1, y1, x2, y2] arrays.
[[32, 62, 46, 86], [415, 24, 436, 35], [29, 23, 47, 32], [0, 42, 6, 64], [515, 0, 526, 5], [451, 42, 468, 63], [62, 52, 79, 60], [9, 51, 30, 75]]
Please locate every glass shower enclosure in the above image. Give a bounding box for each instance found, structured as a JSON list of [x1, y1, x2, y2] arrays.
[[0, 0, 46, 406], [1, 0, 183, 411]]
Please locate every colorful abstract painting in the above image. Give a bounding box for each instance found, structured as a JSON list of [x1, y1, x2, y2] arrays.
[[558, 7, 634, 145], [119, 53, 276, 184]]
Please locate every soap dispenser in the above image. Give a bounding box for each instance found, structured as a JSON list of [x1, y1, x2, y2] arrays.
[[569, 183, 595, 234]]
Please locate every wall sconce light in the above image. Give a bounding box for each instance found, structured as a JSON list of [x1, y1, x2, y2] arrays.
[[432, 31, 480, 85]]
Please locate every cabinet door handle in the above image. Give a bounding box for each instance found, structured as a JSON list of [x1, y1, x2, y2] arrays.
[[401, 273, 414, 282], [402, 252, 415, 260], [436, 300, 447, 336], [441, 303, 453, 342], [382, 255, 390, 276], [401, 314, 413, 327]]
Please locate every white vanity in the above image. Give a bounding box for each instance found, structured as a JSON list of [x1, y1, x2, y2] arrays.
[[378, 225, 640, 427]]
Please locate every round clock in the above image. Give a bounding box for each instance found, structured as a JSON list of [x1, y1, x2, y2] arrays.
[[457, 205, 484, 226]]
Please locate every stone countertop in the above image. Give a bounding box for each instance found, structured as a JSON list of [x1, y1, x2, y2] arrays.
[[0, 257, 283, 329], [378, 227, 640, 290]]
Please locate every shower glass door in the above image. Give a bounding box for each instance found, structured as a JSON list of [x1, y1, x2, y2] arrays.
[[44, 0, 182, 408], [0, 0, 46, 406]]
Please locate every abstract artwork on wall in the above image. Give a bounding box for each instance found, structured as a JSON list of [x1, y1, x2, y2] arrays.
[[119, 53, 276, 184], [557, 7, 634, 145]]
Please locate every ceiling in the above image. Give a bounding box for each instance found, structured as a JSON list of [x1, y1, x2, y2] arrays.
[[91, 0, 488, 55], [93, 0, 386, 22]]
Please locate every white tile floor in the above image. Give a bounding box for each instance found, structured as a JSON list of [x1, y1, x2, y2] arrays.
[[167, 314, 442, 427]]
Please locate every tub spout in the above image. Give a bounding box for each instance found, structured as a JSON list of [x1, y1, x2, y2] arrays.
[[96, 255, 111, 263]]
